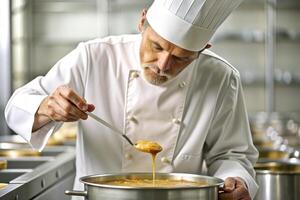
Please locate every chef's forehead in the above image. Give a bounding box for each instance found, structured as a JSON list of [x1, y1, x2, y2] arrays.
[[143, 25, 200, 57]]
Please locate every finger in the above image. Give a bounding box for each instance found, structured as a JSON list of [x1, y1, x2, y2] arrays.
[[47, 97, 79, 122], [235, 177, 247, 189], [223, 177, 236, 192], [219, 191, 234, 200], [219, 186, 250, 200], [58, 86, 88, 111], [56, 94, 88, 120], [235, 186, 251, 200]]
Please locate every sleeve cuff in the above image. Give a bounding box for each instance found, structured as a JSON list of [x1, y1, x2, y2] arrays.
[[6, 94, 63, 151], [30, 121, 63, 151]]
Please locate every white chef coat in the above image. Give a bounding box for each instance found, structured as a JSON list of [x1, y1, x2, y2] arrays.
[[5, 34, 259, 199]]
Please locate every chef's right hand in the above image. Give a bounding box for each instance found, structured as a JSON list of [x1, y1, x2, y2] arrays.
[[33, 86, 95, 131]]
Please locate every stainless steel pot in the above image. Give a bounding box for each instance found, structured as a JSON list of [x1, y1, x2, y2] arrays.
[[254, 161, 300, 200], [65, 173, 223, 200], [258, 147, 290, 160]]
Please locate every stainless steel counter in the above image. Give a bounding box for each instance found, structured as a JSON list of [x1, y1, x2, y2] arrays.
[[0, 136, 76, 200]]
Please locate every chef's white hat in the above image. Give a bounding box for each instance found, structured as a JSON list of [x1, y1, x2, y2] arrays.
[[146, 0, 243, 51]]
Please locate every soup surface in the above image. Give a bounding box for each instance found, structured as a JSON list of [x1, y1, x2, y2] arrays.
[[101, 178, 208, 187]]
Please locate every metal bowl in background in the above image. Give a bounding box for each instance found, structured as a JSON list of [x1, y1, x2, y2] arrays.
[[258, 148, 290, 160], [65, 173, 224, 200], [0, 160, 7, 170], [254, 161, 300, 200], [0, 183, 8, 190], [0, 142, 31, 150], [0, 149, 40, 158]]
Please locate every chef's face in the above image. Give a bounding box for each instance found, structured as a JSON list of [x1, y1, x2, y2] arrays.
[[139, 27, 199, 85]]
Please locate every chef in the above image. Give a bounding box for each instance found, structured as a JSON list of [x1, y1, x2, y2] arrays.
[[5, 0, 258, 199]]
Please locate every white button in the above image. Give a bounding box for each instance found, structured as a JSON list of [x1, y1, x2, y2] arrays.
[[178, 81, 186, 88], [172, 118, 181, 125], [161, 157, 170, 164], [125, 153, 132, 160], [131, 72, 139, 79], [127, 115, 138, 123]]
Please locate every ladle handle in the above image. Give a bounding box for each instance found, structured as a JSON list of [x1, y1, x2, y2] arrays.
[[65, 190, 87, 197], [87, 112, 134, 146]]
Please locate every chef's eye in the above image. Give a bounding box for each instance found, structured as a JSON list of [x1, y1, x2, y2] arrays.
[[173, 56, 189, 63], [152, 42, 163, 51]]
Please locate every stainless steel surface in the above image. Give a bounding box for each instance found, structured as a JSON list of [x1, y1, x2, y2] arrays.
[[33, 172, 75, 200], [0, 0, 11, 135], [65, 173, 223, 200], [0, 169, 32, 183], [0, 142, 31, 149], [0, 135, 76, 200], [4, 158, 50, 169], [87, 112, 134, 146], [254, 160, 300, 200]]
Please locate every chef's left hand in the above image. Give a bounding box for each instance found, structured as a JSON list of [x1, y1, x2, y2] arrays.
[[219, 177, 251, 200]]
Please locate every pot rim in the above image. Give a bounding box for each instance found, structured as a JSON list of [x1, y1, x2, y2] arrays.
[[256, 170, 300, 175], [79, 173, 224, 190], [255, 161, 300, 175]]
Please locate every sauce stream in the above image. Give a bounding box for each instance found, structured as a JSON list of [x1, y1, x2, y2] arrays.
[[134, 140, 163, 185]]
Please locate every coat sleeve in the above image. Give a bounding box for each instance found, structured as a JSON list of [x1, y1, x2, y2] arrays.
[[204, 70, 259, 199], [5, 43, 89, 151]]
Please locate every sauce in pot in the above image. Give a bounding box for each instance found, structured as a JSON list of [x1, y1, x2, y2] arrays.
[[102, 178, 208, 187]]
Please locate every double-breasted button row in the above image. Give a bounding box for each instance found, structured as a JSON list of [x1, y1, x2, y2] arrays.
[[130, 71, 139, 79], [178, 81, 186, 88], [127, 115, 181, 125]]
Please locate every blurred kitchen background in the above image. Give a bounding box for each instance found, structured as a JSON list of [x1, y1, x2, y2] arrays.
[[1, 0, 300, 199]]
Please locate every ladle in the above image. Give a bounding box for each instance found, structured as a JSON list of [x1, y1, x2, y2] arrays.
[[87, 112, 163, 154], [87, 112, 134, 146]]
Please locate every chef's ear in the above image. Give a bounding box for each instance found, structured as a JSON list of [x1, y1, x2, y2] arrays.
[[197, 43, 212, 56], [204, 43, 212, 49], [138, 9, 147, 33]]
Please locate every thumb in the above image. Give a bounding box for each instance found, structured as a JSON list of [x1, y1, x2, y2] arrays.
[[87, 104, 95, 112]]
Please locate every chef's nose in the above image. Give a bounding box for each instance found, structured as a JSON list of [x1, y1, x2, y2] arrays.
[[157, 52, 172, 72]]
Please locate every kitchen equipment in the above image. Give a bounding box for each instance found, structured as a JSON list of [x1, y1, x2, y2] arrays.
[[0, 142, 31, 149], [0, 135, 76, 200], [0, 149, 40, 157], [0, 160, 7, 170], [254, 161, 300, 200], [0, 183, 8, 190], [47, 134, 65, 146], [258, 148, 290, 160], [87, 112, 134, 146], [65, 173, 223, 200]]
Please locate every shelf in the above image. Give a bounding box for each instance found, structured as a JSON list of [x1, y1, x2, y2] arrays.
[[213, 29, 300, 43], [240, 72, 300, 86], [213, 31, 265, 43], [109, 0, 152, 11], [32, 1, 97, 13], [31, 0, 152, 13]]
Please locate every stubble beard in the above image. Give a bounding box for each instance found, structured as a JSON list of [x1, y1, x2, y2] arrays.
[[141, 64, 173, 86]]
